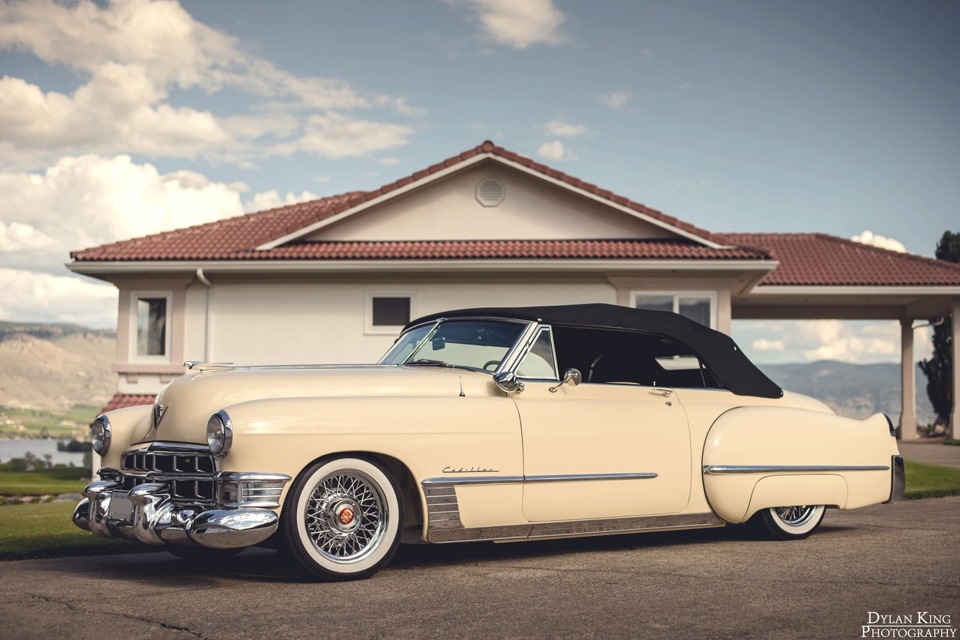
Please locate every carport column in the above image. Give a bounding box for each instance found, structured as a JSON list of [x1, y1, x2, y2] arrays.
[[899, 319, 917, 440], [950, 299, 960, 439]]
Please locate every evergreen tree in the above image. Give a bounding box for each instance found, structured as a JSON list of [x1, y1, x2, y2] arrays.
[[919, 231, 960, 426]]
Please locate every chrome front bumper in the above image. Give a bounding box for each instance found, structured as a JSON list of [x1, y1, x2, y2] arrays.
[[73, 472, 290, 549]]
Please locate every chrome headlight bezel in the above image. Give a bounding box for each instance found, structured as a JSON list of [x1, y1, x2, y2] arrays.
[[206, 410, 233, 457], [91, 414, 111, 455]]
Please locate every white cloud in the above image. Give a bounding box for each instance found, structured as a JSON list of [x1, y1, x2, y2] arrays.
[[537, 140, 576, 162], [542, 120, 587, 137], [0, 0, 421, 167], [598, 91, 631, 109], [0, 268, 117, 328], [378, 157, 402, 166], [752, 338, 785, 352], [294, 113, 413, 159], [734, 320, 933, 365], [0, 155, 246, 273], [447, 0, 568, 49], [243, 190, 319, 213], [851, 230, 907, 253]]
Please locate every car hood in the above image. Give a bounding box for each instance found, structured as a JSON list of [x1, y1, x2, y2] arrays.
[[139, 364, 492, 445]]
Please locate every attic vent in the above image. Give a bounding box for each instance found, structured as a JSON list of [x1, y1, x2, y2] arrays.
[[476, 178, 505, 207]]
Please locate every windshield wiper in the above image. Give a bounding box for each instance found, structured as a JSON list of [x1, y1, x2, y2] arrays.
[[406, 358, 452, 367]]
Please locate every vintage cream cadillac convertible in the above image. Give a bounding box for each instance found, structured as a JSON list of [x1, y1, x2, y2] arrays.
[[74, 304, 904, 580]]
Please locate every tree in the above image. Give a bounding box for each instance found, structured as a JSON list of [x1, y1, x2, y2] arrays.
[[919, 231, 960, 427]]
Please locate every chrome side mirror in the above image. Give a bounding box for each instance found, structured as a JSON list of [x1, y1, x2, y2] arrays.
[[493, 371, 525, 394], [549, 368, 582, 393]]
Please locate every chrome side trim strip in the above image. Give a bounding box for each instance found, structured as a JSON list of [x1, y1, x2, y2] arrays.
[[420, 476, 718, 544], [422, 476, 524, 486], [525, 472, 658, 483], [702, 464, 890, 475]]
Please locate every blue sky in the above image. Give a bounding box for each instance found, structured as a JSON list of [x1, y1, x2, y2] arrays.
[[0, 0, 957, 363]]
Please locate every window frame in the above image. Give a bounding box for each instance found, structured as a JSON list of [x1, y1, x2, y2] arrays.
[[365, 293, 415, 336], [630, 290, 717, 329], [129, 291, 173, 363], [515, 325, 560, 381]]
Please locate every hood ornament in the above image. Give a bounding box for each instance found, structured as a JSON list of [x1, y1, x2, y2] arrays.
[[153, 403, 167, 431]]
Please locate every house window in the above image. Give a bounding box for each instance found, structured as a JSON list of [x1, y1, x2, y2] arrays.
[[366, 294, 413, 335], [132, 293, 171, 359], [632, 291, 716, 328]]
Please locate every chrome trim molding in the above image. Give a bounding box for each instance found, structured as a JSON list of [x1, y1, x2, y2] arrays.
[[525, 472, 658, 483], [702, 464, 890, 475], [421, 476, 714, 544], [884, 455, 905, 504]]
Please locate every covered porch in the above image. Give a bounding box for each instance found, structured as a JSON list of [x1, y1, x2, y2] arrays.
[[722, 233, 960, 439]]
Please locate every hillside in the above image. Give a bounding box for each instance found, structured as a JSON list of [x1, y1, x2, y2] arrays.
[[0, 322, 115, 411], [759, 361, 936, 426]]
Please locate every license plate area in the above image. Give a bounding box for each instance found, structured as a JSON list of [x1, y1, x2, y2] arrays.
[[107, 493, 135, 523]]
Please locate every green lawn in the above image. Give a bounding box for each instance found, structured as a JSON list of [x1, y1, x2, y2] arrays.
[[0, 404, 99, 438], [903, 459, 960, 499], [0, 468, 90, 498], [0, 501, 135, 559]]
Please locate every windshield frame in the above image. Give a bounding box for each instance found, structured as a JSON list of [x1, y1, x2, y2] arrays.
[[379, 317, 537, 374]]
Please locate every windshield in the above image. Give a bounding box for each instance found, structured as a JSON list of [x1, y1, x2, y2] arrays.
[[380, 319, 528, 372]]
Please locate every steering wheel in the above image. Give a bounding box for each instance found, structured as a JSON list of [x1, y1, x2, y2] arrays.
[[483, 360, 500, 371]]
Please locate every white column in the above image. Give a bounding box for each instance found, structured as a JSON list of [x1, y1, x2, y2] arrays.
[[950, 299, 960, 439], [900, 319, 917, 440]]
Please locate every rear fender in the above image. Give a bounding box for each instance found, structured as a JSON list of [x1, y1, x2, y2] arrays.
[[702, 407, 899, 523]]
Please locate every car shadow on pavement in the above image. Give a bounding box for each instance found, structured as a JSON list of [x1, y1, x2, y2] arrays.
[[32, 517, 862, 585]]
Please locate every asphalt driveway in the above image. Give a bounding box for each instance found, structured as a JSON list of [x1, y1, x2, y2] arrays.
[[1, 496, 958, 639]]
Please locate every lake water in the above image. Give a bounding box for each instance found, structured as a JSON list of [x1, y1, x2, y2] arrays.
[[0, 438, 87, 466]]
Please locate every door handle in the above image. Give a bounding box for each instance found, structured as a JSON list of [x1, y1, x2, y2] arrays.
[[650, 388, 673, 397]]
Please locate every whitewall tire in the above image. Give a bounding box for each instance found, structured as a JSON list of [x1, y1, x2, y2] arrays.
[[283, 456, 403, 581], [755, 505, 825, 540]]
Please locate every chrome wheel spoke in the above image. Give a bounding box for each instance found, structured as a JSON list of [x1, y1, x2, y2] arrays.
[[303, 469, 387, 563]]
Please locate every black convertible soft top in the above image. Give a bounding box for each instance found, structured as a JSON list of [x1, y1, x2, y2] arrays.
[[407, 303, 783, 399]]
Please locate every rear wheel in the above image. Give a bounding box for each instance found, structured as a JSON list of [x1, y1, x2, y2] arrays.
[[754, 505, 825, 540], [283, 456, 402, 581]]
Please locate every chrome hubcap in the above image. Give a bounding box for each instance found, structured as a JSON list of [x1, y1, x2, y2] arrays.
[[305, 471, 386, 563], [774, 505, 818, 527]]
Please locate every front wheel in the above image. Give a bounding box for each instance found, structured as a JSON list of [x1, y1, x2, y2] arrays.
[[283, 456, 403, 581], [753, 505, 825, 540]]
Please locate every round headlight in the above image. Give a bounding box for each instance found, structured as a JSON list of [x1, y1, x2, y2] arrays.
[[91, 415, 111, 455], [206, 410, 233, 456]]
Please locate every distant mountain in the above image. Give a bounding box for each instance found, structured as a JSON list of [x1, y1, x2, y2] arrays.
[[0, 322, 116, 410], [758, 360, 935, 426]]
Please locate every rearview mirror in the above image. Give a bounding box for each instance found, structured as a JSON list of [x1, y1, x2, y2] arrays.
[[549, 368, 582, 393]]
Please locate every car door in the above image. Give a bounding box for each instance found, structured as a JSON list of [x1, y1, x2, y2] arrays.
[[511, 327, 693, 522]]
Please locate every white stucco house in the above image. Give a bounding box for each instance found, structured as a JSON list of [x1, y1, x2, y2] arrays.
[[68, 141, 960, 438]]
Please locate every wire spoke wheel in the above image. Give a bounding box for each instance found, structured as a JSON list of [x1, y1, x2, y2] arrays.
[[305, 471, 387, 563], [286, 457, 403, 581], [754, 504, 826, 540]]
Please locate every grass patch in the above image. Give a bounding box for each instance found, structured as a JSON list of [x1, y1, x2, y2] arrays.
[[904, 460, 960, 499], [0, 501, 137, 560], [944, 439, 960, 447], [0, 468, 89, 497], [0, 404, 99, 438]]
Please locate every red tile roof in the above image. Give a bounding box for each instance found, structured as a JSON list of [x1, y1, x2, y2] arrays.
[[717, 233, 960, 286], [71, 141, 721, 263], [234, 239, 766, 260], [100, 392, 155, 414]]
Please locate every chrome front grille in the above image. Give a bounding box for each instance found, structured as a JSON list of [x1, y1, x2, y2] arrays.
[[117, 443, 218, 505]]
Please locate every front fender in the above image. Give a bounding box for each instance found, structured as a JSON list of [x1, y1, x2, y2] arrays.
[[213, 395, 524, 499], [702, 407, 899, 523], [98, 405, 153, 469]]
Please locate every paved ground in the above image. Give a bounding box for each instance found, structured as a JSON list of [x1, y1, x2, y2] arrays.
[[2, 497, 958, 640], [901, 440, 960, 468]]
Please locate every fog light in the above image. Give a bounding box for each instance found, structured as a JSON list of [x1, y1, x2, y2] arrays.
[[90, 415, 111, 455], [206, 410, 233, 456]]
